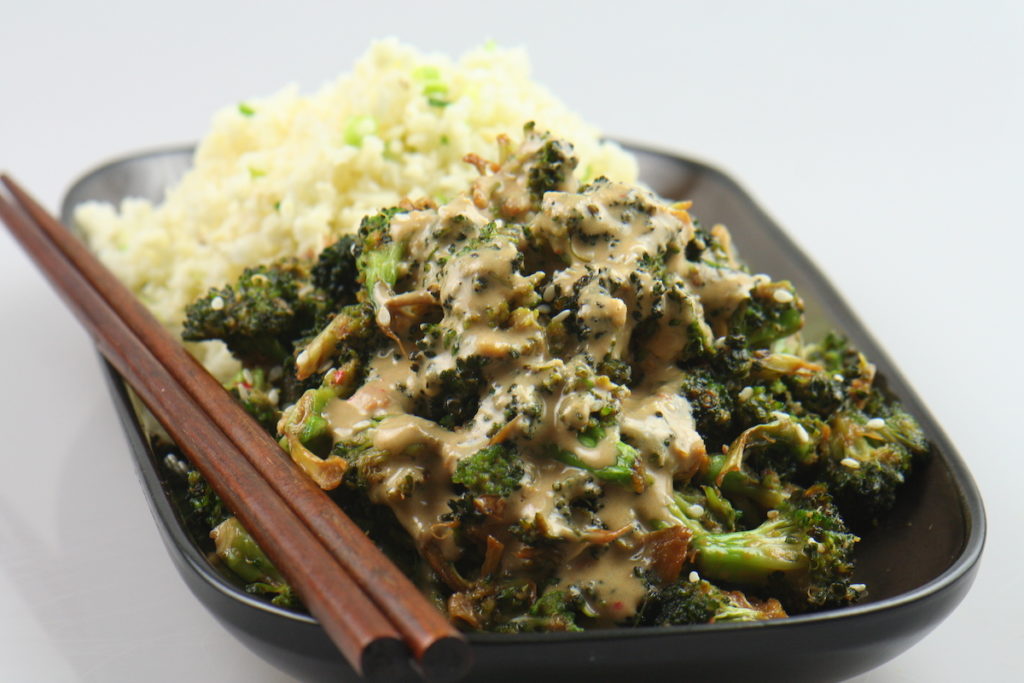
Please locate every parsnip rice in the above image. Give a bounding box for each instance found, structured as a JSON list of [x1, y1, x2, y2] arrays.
[[75, 40, 636, 377]]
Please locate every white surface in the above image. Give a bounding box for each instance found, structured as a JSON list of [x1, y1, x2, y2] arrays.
[[1, 1, 1020, 681]]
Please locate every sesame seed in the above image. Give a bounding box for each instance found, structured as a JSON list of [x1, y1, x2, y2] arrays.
[[163, 454, 189, 477], [766, 509, 779, 519], [833, 374, 845, 382], [794, 423, 810, 443], [738, 386, 753, 402], [840, 457, 861, 469], [850, 583, 867, 593], [772, 288, 794, 304], [866, 417, 885, 430], [687, 504, 705, 517], [210, 295, 225, 311], [688, 571, 699, 583]]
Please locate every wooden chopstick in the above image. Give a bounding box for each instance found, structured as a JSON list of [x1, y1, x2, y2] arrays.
[[0, 188, 409, 680], [0, 175, 471, 682]]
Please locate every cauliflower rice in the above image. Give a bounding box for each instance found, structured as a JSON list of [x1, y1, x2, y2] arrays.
[[76, 39, 637, 375]]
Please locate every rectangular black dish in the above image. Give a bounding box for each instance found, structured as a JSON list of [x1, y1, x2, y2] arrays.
[[62, 144, 985, 683]]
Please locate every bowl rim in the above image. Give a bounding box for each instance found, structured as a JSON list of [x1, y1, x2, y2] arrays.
[[65, 142, 987, 647]]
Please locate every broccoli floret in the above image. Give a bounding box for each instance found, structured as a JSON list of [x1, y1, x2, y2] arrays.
[[331, 424, 420, 502], [548, 441, 644, 492], [415, 355, 488, 428], [731, 384, 787, 431], [717, 413, 825, 487], [183, 262, 325, 367], [277, 377, 356, 490], [684, 223, 740, 270], [294, 303, 376, 380], [527, 136, 577, 199], [709, 334, 754, 379], [821, 403, 928, 526], [184, 468, 229, 532], [748, 350, 847, 417], [640, 578, 786, 625], [327, 476, 424, 580], [783, 370, 846, 417], [281, 385, 336, 454], [453, 444, 525, 497], [356, 207, 406, 295], [223, 367, 280, 435], [679, 368, 734, 447], [211, 517, 297, 608], [806, 332, 862, 380], [508, 590, 585, 632], [163, 448, 297, 609], [802, 333, 879, 407], [312, 234, 359, 305], [674, 483, 860, 612], [596, 356, 632, 386], [158, 443, 230, 547], [729, 281, 804, 349], [674, 483, 741, 532]]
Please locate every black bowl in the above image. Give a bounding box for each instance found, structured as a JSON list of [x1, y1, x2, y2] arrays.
[[62, 144, 985, 683]]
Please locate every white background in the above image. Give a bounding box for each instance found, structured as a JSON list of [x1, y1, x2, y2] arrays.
[[1, 1, 1020, 680]]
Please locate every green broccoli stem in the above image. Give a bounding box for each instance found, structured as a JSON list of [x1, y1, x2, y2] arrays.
[[688, 516, 807, 584], [211, 516, 296, 607], [361, 240, 404, 293], [672, 494, 806, 584], [548, 441, 641, 490]]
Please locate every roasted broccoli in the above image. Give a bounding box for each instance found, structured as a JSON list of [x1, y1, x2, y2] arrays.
[[679, 367, 734, 448], [515, 589, 585, 632], [294, 302, 376, 380], [356, 207, 406, 295], [728, 281, 804, 349], [527, 136, 577, 199], [223, 367, 280, 434], [211, 517, 297, 607], [548, 441, 644, 492], [182, 262, 326, 367], [674, 484, 859, 612], [311, 234, 360, 305], [183, 467, 229, 532], [821, 402, 928, 526], [640, 577, 786, 625], [414, 355, 488, 429], [453, 444, 525, 497], [159, 447, 297, 608]]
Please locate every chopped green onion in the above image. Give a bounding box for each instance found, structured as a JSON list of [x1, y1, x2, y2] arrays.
[[343, 114, 378, 147]]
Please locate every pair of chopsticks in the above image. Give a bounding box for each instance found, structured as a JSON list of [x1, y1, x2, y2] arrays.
[[0, 176, 470, 682]]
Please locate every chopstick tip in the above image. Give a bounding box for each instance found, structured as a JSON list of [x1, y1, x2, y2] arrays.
[[420, 635, 473, 683], [361, 637, 419, 683]]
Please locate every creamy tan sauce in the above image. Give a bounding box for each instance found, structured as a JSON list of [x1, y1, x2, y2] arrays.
[[318, 131, 760, 624]]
